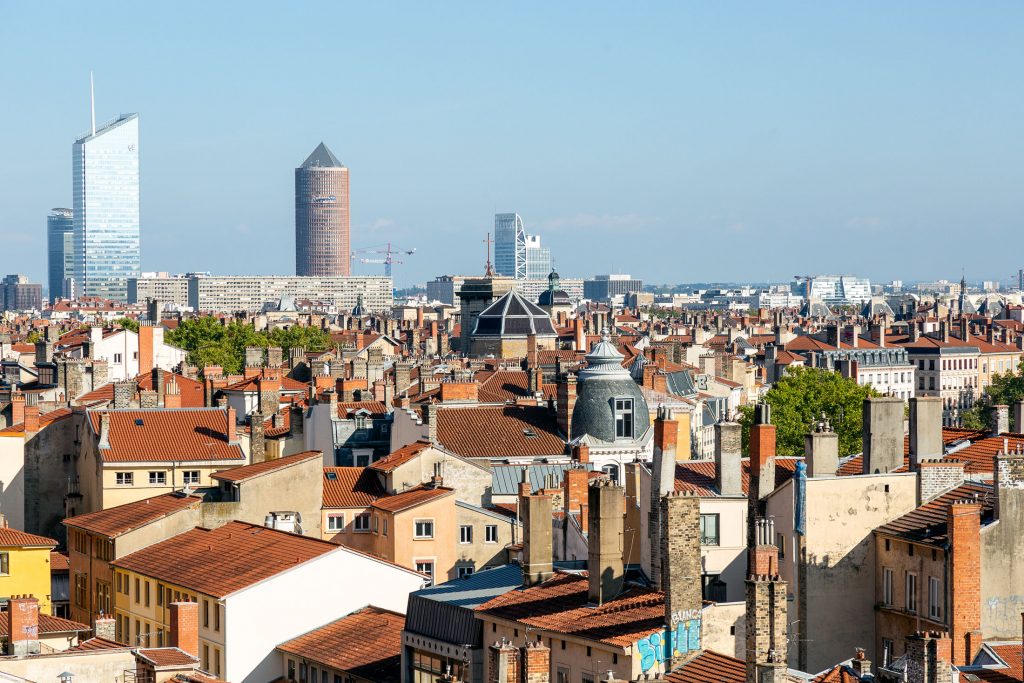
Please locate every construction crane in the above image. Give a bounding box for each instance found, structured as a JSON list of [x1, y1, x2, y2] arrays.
[[351, 242, 416, 278]]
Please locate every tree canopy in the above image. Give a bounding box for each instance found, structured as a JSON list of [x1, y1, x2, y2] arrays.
[[961, 360, 1024, 431], [165, 317, 331, 375], [739, 366, 880, 457]]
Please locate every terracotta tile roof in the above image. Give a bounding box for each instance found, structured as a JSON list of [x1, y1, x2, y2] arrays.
[[67, 636, 128, 652], [665, 649, 745, 683], [276, 606, 404, 683], [435, 405, 565, 459], [212, 450, 321, 483], [77, 371, 205, 408], [967, 642, 1023, 682], [172, 674, 227, 683], [136, 647, 200, 667], [774, 350, 805, 365], [0, 613, 90, 637], [50, 551, 70, 571], [64, 492, 202, 537], [674, 458, 801, 497], [475, 370, 532, 403], [372, 485, 454, 513], [222, 375, 308, 393], [478, 571, 669, 647], [0, 407, 73, 434], [112, 521, 339, 598], [837, 428, 990, 476], [369, 441, 432, 472], [323, 467, 385, 508], [0, 526, 57, 547], [810, 664, 865, 683], [87, 408, 245, 463], [876, 482, 992, 546], [338, 401, 389, 418]]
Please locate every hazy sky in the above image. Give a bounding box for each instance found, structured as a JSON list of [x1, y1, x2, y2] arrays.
[[1, 2, 1022, 288]]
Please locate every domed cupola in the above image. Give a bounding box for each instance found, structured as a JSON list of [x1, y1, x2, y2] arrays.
[[571, 330, 651, 443]]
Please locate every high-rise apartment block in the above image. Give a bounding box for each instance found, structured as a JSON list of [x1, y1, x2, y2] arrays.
[[72, 113, 140, 302], [584, 274, 644, 302], [494, 212, 552, 281], [47, 207, 74, 300], [295, 143, 349, 277], [2, 274, 43, 312]]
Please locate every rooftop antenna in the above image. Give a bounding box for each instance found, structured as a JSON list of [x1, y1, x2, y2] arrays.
[[90, 71, 96, 136]]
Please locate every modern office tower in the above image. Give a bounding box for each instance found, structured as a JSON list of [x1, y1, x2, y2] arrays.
[[583, 274, 644, 302], [796, 275, 872, 306], [494, 213, 527, 279], [47, 208, 74, 300], [1, 275, 43, 311], [295, 142, 349, 277], [72, 113, 141, 302], [524, 234, 552, 280]]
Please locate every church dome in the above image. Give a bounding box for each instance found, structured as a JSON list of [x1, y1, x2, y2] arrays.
[[472, 290, 557, 338], [538, 269, 571, 307], [571, 331, 651, 444]]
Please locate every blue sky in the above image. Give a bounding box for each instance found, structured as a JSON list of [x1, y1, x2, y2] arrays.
[[1, 2, 1021, 288]]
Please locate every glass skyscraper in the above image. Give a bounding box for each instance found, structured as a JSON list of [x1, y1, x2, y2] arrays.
[[47, 207, 74, 300], [494, 212, 552, 280], [72, 113, 140, 301]]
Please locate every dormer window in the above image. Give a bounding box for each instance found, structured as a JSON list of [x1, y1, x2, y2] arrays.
[[614, 398, 634, 439]]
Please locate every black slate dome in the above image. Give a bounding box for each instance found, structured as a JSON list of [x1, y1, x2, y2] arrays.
[[538, 269, 571, 307], [571, 331, 651, 443], [472, 290, 557, 337]]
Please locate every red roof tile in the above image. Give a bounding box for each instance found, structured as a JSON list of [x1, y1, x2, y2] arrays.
[[276, 606, 404, 683], [112, 521, 340, 598], [212, 450, 321, 483], [372, 485, 454, 513], [876, 482, 992, 545], [323, 467, 385, 508], [338, 401, 389, 418], [810, 664, 865, 683], [77, 371, 205, 408], [968, 642, 1023, 682], [136, 647, 200, 667], [675, 458, 801, 497], [478, 571, 669, 647], [837, 428, 990, 476], [50, 551, 70, 571], [64, 492, 202, 537], [87, 408, 245, 463], [0, 407, 73, 434], [0, 613, 90, 637], [435, 405, 565, 459], [665, 650, 745, 683], [0, 527, 57, 547], [369, 441, 432, 473]]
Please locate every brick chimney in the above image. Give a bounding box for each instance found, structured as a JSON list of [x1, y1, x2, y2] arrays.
[[862, 397, 904, 474], [714, 422, 742, 497], [169, 601, 199, 659], [745, 533, 788, 683], [650, 406, 678, 591], [909, 397, 944, 467], [11, 392, 25, 426], [489, 640, 519, 683], [520, 641, 550, 683], [258, 376, 281, 415], [948, 500, 982, 665], [563, 467, 588, 522], [749, 404, 776, 549], [249, 411, 266, 463], [23, 399, 40, 434], [5, 596, 40, 655], [917, 461, 965, 505], [661, 492, 703, 670], [94, 615, 116, 641], [164, 379, 182, 409], [991, 404, 1010, 436], [904, 632, 953, 683], [138, 322, 155, 376], [439, 381, 479, 404], [521, 491, 553, 587], [573, 318, 586, 352], [572, 443, 589, 464], [226, 407, 237, 443], [850, 648, 871, 678], [556, 374, 576, 441], [587, 479, 624, 605]]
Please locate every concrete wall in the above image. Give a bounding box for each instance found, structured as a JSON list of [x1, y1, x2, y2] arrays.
[[454, 503, 518, 575], [0, 433, 26, 530], [702, 600, 746, 659], [25, 412, 80, 540], [387, 446, 491, 502], [980, 458, 1024, 638], [0, 649, 136, 682], [391, 407, 430, 453], [224, 547, 425, 683], [768, 471, 918, 673]]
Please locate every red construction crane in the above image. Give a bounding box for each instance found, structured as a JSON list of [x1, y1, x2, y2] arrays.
[[352, 242, 416, 278]]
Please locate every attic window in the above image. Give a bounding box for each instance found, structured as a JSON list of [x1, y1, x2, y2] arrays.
[[326, 472, 338, 481], [134, 419, 144, 426], [523, 429, 538, 439]]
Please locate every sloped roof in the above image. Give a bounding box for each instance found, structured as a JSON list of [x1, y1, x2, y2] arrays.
[[135, 647, 200, 667], [0, 407, 73, 434], [323, 467, 385, 508], [665, 649, 745, 683], [0, 527, 57, 548], [368, 441, 432, 473], [276, 606, 404, 683], [0, 613, 90, 637], [473, 290, 557, 337], [211, 450, 321, 483], [64, 492, 202, 537], [77, 371, 205, 408], [111, 521, 339, 598], [838, 431, 1019, 476], [372, 485, 454, 513], [491, 463, 593, 496], [435, 405, 565, 459], [301, 142, 344, 169], [876, 482, 992, 546], [338, 401, 389, 418], [87, 408, 245, 463], [674, 458, 802, 497]]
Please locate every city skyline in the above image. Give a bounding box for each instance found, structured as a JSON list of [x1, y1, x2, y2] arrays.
[[1, 2, 1022, 288]]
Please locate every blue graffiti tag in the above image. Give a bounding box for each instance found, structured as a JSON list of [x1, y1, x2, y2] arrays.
[[636, 617, 702, 673]]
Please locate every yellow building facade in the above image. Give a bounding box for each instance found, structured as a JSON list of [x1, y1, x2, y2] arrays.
[[0, 527, 58, 614]]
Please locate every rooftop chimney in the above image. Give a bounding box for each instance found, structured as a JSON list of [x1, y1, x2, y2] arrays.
[[804, 418, 838, 478], [862, 397, 904, 474], [748, 404, 776, 549], [521, 491, 554, 587], [587, 479, 624, 605], [745, 531, 787, 683], [909, 397, 944, 467], [948, 500, 983, 666], [169, 601, 199, 659], [715, 422, 743, 496], [556, 374, 577, 441], [904, 632, 953, 683], [991, 404, 1010, 436], [649, 406, 678, 590], [4, 596, 40, 655], [138, 321, 155, 376], [93, 615, 115, 641], [660, 492, 703, 670]]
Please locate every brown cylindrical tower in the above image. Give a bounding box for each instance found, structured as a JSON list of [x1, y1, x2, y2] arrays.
[[295, 142, 350, 276]]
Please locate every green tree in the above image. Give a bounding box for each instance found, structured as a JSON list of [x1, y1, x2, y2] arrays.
[[739, 366, 881, 457], [266, 325, 331, 353], [112, 317, 139, 332], [961, 359, 1024, 431], [25, 331, 41, 344]]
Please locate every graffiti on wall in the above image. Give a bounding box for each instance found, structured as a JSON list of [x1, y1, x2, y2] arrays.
[[636, 613, 701, 673]]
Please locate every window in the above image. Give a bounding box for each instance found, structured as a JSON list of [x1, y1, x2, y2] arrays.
[[116, 472, 134, 486], [883, 568, 894, 606], [0, 552, 8, 575], [416, 561, 435, 585], [906, 572, 918, 613], [114, 353, 123, 364], [582, 672, 596, 683], [183, 470, 200, 486], [144, 581, 150, 607], [776, 533, 786, 560], [135, 578, 141, 603], [214, 648, 221, 676], [458, 566, 475, 579], [203, 599, 210, 627], [614, 398, 634, 438], [882, 639, 894, 667], [556, 667, 571, 683], [700, 513, 720, 546], [74, 574, 87, 607], [327, 514, 345, 532], [149, 471, 166, 485], [414, 519, 434, 539], [157, 584, 163, 606], [701, 574, 727, 602], [372, 515, 379, 534], [383, 518, 388, 536], [214, 602, 220, 631], [929, 577, 942, 619], [354, 513, 370, 532], [460, 525, 473, 544], [485, 525, 498, 543], [203, 644, 210, 671]]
